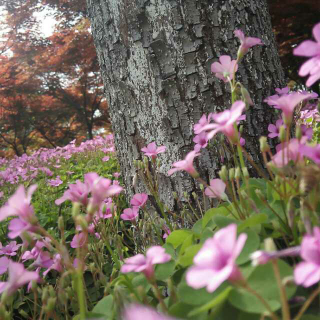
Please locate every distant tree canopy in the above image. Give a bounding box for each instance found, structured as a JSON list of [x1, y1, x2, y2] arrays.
[[0, 0, 109, 156], [0, 0, 318, 156]]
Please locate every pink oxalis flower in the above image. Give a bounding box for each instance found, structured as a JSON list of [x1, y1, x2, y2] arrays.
[[268, 119, 284, 139], [168, 150, 200, 177], [234, 29, 262, 58], [294, 227, 320, 287], [211, 55, 238, 83], [186, 224, 247, 293], [0, 256, 9, 275], [293, 22, 320, 87], [120, 207, 139, 221], [199, 101, 246, 142], [205, 179, 227, 200], [0, 185, 37, 222], [0, 261, 39, 295], [0, 241, 22, 256], [122, 304, 175, 320], [141, 142, 166, 159], [55, 180, 89, 206], [121, 246, 171, 279], [300, 144, 320, 165], [71, 233, 88, 249], [193, 132, 209, 152], [130, 193, 148, 208]]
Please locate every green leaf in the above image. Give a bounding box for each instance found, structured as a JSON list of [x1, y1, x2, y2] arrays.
[[166, 230, 193, 249], [168, 302, 207, 320], [200, 227, 214, 243], [236, 229, 260, 265], [132, 274, 151, 291], [213, 215, 238, 228], [178, 244, 201, 267], [202, 206, 229, 228], [177, 282, 215, 306], [238, 214, 268, 232], [192, 219, 203, 235], [228, 260, 296, 313], [92, 295, 113, 316], [180, 234, 195, 255], [188, 286, 233, 317], [155, 260, 176, 281]]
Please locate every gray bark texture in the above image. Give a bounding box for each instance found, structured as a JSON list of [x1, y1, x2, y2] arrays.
[[86, 0, 285, 208]]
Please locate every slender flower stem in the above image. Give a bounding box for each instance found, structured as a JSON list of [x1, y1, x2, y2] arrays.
[[242, 283, 279, 320], [151, 279, 168, 312], [271, 260, 290, 320], [73, 269, 87, 320], [294, 286, 320, 320]]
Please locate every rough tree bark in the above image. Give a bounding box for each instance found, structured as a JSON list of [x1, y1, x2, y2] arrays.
[[86, 0, 285, 208]]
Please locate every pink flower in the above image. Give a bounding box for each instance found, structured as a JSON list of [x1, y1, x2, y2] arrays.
[[300, 125, 313, 140], [163, 226, 171, 239], [0, 256, 9, 275], [194, 114, 213, 135], [0, 185, 37, 222], [211, 55, 238, 82], [234, 30, 262, 57], [275, 87, 290, 95], [300, 144, 320, 165], [294, 227, 320, 287], [267, 92, 314, 124], [48, 176, 63, 187], [293, 22, 320, 87], [121, 246, 171, 279], [130, 193, 148, 208], [186, 224, 247, 292], [268, 119, 284, 139], [271, 139, 303, 168], [43, 254, 63, 276], [205, 179, 227, 200], [122, 304, 175, 320], [55, 180, 89, 206], [141, 142, 166, 159], [71, 233, 87, 249], [0, 261, 39, 295], [85, 173, 123, 207], [0, 241, 22, 256], [113, 172, 121, 178], [102, 156, 110, 162], [251, 247, 300, 266], [199, 101, 246, 141], [120, 207, 139, 221], [7, 218, 36, 239], [168, 150, 200, 177], [193, 132, 209, 152]]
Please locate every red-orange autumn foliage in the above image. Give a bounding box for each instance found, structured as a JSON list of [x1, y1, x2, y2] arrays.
[[0, 0, 109, 156]]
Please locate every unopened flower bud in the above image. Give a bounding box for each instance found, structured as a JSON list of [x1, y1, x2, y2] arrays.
[[31, 280, 38, 291], [143, 156, 149, 167], [48, 285, 55, 298], [172, 192, 178, 200], [259, 136, 269, 153], [229, 168, 235, 181], [282, 276, 295, 287], [199, 184, 204, 191], [72, 202, 81, 217], [192, 192, 198, 199], [183, 192, 190, 200], [42, 287, 49, 302], [279, 125, 286, 142], [75, 215, 88, 230], [46, 297, 57, 312], [235, 167, 241, 180], [240, 84, 254, 108], [219, 166, 228, 182], [58, 216, 64, 231], [264, 238, 277, 252], [242, 167, 249, 179], [295, 125, 302, 140]]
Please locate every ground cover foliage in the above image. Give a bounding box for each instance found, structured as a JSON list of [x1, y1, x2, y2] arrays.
[[1, 23, 320, 320]]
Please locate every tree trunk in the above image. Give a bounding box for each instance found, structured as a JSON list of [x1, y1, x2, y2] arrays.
[[86, 0, 285, 208]]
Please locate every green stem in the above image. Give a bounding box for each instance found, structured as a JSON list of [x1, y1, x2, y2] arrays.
[[294, 286, 320, 320], [242, 283, 279, 320], [271, 260, 290, 320], [73, 269, 87, 320]]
